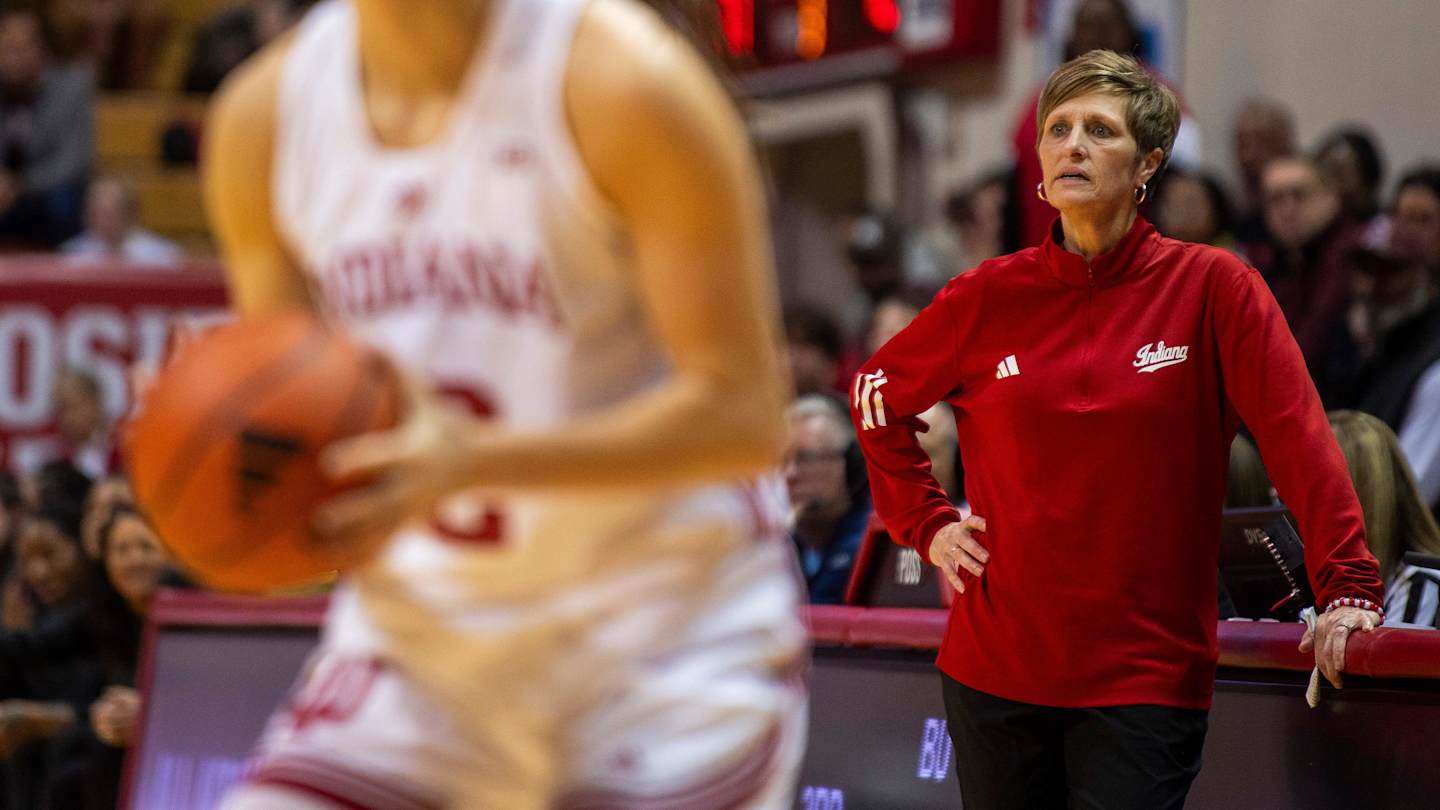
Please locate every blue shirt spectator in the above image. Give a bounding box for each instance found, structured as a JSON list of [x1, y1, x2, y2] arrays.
[[785, 395, 872, 604]]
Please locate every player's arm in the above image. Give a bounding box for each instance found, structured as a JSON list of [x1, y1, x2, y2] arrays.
[[201, 38, 314, 316], [321, 0, 786, 521], [539, 0, 788, 480]]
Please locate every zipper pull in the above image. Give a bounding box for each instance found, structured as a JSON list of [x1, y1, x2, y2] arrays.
[[1086, 266, 1094, 287]]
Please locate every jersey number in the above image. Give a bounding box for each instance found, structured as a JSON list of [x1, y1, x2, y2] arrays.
[[431, 384, 506, 545]]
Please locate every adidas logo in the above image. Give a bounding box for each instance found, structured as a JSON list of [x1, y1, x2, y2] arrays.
[[995, 355, 1020, 379], [1133, 341, 1190, 373]]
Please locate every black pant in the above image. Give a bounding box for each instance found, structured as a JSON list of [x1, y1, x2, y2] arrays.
[[942, 674, 1208, 810]]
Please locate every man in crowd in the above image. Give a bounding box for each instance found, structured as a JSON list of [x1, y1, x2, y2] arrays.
[[784, 305, 846, 398], [785, 396, 870, 604], [0, 8, 92, 248], [62, 175, 182, 266], [52, 369, 116, 481], [1232, 98, 1297, 248], [1251, 155, 1360, 405]]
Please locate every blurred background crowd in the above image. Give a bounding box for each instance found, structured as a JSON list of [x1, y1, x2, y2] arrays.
[[2, 0, 1440, 806]]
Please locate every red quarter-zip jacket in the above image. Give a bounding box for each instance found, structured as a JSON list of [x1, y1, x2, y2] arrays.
[[851, 216, 1384, 709]]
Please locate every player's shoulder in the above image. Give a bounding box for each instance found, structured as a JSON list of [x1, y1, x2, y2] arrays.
[[572, 0, 684, 65], [206, 33, 297, 146], [568, 0, 725, 113], [565, 0, 748, 198]]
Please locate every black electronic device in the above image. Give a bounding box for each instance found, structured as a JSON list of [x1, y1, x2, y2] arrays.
[[1219, 506, 1314, 621]]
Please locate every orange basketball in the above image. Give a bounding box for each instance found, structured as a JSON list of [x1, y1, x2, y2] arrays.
[[125, 312, 402, 593]]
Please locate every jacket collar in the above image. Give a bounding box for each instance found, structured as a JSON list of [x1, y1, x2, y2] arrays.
[[1041, 214, 1161, 289]]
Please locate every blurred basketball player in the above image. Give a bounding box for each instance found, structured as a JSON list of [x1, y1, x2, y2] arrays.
[[204, 0, 806, 807]]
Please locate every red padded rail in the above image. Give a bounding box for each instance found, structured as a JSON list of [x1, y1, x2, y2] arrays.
[[148, 593, 1440, 681], [150, 589, 329, 628], [807, 605, 1440, 680]]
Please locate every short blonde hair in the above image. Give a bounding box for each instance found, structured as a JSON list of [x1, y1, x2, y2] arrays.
[[1035, 49, 1180, 169]]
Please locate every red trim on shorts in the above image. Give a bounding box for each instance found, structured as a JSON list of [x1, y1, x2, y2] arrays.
[[248, 755, 444, 810], [249, 775, 374, 810], [555, 723, 783, 810]]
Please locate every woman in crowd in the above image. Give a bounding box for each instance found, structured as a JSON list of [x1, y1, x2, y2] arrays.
[[1328, 410, 1440, 626], [0, 503, 100, 809], [1155, 167, 1237, 252], [0, 500, 176, 809], [1315, 127, 1388, 238], [852, 49, 1384, 808]]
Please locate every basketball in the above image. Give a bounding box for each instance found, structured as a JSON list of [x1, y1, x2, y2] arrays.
[[124, 312, 403, 593]]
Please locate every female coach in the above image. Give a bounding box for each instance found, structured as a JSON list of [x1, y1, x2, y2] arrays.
[[850, 50, 1385, 809]]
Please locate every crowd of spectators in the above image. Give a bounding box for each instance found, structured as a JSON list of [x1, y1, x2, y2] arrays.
[[0, 362, 155, 809], [0, 1, 315, 254], [0, 459, 184, 809]]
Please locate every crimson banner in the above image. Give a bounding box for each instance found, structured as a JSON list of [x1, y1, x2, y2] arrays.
[[0, 259, 230, 473]]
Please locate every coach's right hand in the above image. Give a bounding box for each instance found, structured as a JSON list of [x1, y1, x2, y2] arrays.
[[929, 515, 988, 594]]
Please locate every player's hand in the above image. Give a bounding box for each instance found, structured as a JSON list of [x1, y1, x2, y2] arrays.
[[1299, 606, 1381, 688], [314, 375, 482, 562], [928, 515, 988, 595]]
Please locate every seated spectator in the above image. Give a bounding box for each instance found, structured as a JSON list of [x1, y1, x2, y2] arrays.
[[784, 304, 845, 398], [1231, 97, 1297, 249], [182, 0, 312, 94], [1391, 164, 1440, 290], [845, 211, 905, 306], [946, 171, 1013, 270], [0, 502, 100, 809], [1226, 433, 1273, 509], [68, 503, 173, 808], [23, 460, 94, 519], [80, 476, 131, 560], [1354, 167, 1440, 516], [866, 286, 936, 358], [1315, 126, 1388, 244], [0, 8, 92, 248], [50, 0, 169, 91], [1327, 410, 1440, 627], [1249, 155, 1362, 405], [1, 500, 177, 809], [1219, 433, 1274, 618], [785, 395, 871, 604], [7, 462, 94, 634], [61, 176, 181, 267], [1155, 167, 1237, 252], [51, 369, 118, 481]]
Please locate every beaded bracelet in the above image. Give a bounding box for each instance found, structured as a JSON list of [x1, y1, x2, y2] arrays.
[[1325, 597, 1384, 619]]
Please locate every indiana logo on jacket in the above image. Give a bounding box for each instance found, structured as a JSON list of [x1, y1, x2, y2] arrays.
[[1133, 341, 1190, 373]]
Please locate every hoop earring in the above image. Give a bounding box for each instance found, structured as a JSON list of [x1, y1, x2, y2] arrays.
[[1134, 183, 1148, 205], [1036, 182, 1049, 203]]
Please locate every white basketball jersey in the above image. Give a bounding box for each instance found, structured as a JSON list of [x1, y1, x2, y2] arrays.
[[273, 0, 789, 611]]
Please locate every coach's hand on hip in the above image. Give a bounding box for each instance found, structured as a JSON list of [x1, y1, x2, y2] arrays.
[[929, 515, 989, 594], [1299, 605, 1382, 688]]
